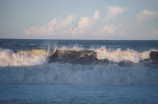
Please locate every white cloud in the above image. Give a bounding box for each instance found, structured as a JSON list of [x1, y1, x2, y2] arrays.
[[25, 11, 100, 36], [146, 29, 158, 36], [136, 10, 158, 22], [93, 10, 100, 19], [25, 14, 78, 35], [24, 8, 158, 40], [151, 29, 158, 35], [64, 11, 100, 35], [93, 24, 124, 36], [99, 25, 116, 34], [104, 6, 129, 22], [78, 17, 91, 29], [78, 10, 100, 29]]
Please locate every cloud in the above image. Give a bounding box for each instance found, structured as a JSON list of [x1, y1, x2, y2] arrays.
[[24, 8, 158, 40], [104, 6, 129, 22], [63, 11, 100, 35], [78, 17, 91, 29], [151, 29, 158, 35], [93, 10, 100, 19], [146, 29, 158, 36], [25, 11, 100, 36], [93, 24, 124, 36], [25, 14, 78, 35], [78, 10, 100, 29], [136, 10, 158, 22], [99, 25, 116, 34]]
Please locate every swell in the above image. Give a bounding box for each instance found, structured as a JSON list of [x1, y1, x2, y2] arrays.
[[0, 47, 158, 66]]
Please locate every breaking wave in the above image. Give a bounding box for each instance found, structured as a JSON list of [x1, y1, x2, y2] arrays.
[[0, 48, 47, 66], [0, 63, 158, 85], [0, 46, 158, 66], [0, 46, 158, 85]]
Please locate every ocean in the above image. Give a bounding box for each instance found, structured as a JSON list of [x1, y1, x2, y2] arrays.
[[0, 39, 158, 103]]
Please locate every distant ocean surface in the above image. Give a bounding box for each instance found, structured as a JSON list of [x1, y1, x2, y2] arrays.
[[0, 39, 158, 104]]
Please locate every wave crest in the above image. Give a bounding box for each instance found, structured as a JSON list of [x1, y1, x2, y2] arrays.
[[0, 48, 46, 66], [95, 46, 150, 63], [0, 47, 158, 66]]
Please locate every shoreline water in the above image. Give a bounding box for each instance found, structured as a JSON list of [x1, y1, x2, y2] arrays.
[[0, 84, 158, 104]]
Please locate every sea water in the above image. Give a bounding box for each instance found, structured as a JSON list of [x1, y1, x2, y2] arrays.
[[0, 39, 158, 103]]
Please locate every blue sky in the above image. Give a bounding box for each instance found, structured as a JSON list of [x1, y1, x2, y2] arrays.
[[0, 0, 158, 40]]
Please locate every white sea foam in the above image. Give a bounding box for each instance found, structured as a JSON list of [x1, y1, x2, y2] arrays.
[[0, 48, 47, 66], [0, 46, 156, 67], [52, 45, 152, 63], [0, 46, 157, 85], [0, 63, 158, 85], [95, 46, 150, 63]]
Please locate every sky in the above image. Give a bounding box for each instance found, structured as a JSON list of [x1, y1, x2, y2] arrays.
[[0, 0, 158, 40]]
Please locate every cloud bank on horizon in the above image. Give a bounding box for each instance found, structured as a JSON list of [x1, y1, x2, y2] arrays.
[[0, 0, 158, 40], [25, 6, 128, 36]]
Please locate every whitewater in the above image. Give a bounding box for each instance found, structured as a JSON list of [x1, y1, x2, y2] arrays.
[[0, 39, 158, 103]]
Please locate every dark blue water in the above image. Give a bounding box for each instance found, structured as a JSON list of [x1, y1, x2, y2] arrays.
[[0, 84, 158, 104], [1, 39, 158, 51]]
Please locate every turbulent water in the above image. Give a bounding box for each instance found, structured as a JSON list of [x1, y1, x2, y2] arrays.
[[0, 39, 158, 85], [0, 39, 158, 103]]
